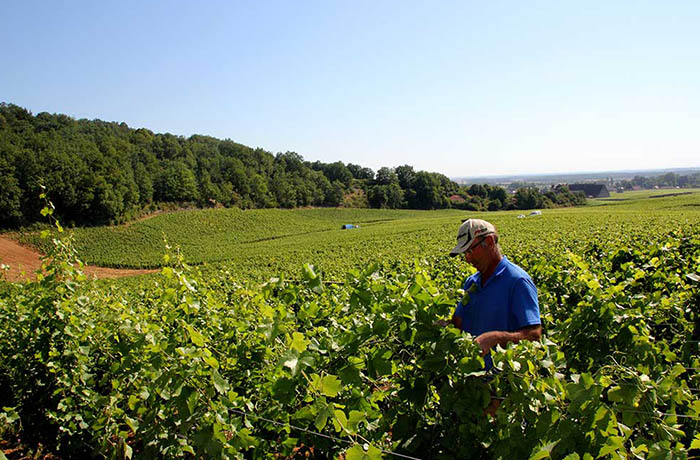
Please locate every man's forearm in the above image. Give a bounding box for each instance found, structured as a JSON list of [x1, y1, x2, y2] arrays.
[[475, 325, 542, 356], [505, 325, 542, 344]]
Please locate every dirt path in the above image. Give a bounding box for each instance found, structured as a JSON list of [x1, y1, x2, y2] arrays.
[[0, 236, 158, 282]]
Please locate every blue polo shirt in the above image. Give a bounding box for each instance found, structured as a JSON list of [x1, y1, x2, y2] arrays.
[[453, 256, 540, 368]]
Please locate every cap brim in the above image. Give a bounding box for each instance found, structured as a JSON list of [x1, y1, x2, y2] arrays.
[[449, 231, 494, 256], [449, 238, 471, 256]]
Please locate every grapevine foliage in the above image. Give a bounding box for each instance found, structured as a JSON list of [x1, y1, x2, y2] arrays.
[[1, 206, 700, 459]]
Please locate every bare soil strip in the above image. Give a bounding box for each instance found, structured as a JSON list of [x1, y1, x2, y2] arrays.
[[0, 236, 157, 282]]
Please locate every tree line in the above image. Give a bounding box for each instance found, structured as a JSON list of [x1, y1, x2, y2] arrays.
[[0, 104, 584, 228], [617, 172, 700, 190]]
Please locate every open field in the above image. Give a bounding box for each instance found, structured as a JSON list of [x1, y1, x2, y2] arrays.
[[15, 208, 463, 269], [586, 188, 700, 207], [9, 189, 700, 281], [2, 192, 700, 459], [0, 236, 158, 282]]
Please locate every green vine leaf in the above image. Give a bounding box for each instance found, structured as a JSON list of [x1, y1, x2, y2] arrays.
[[186, 324, 206, 347], [346, 444, 383, 460], [290, 331, 310, 353], [212, 369, 230, 394]]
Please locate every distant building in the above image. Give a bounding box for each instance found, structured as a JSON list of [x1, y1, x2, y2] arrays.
[[448, 194, 466, 204], [568, 184, 610, 198]]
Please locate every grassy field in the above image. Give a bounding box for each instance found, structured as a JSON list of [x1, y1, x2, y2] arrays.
[[586, 188, 700, 207], [14, 188, 700, 282], [18, 207, 461, 268]]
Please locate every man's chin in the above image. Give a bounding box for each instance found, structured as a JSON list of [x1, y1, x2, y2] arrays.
[[468, 261, 483, 271]]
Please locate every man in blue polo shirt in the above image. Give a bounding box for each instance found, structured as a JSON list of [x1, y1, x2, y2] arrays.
[[448, 219, 541, 369]]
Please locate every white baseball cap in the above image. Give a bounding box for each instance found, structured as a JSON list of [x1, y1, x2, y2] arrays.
[[449, 219, 496, 257]]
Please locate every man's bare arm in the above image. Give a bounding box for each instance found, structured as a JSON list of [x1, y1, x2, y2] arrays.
[[434, 315, 463, 329], [474, 324, 542, 356]]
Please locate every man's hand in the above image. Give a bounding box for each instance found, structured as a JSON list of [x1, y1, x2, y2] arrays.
[[475, 325, 542, 356], [434, 316, 463, 329], [475, 331, 504, 356]]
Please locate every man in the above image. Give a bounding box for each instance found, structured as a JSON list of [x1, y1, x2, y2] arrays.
[[448, 218, 541, 369]]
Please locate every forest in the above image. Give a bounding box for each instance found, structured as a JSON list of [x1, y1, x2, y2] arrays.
[[0, 104, 585, 228]]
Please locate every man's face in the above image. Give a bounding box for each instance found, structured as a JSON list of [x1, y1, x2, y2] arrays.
[[463, 235, 489, 268]]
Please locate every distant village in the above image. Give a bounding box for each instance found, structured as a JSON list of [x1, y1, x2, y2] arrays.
[[456, 169, 700, 199]]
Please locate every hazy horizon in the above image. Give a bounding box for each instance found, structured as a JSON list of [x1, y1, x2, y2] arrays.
[[458, 165, 700, 181]]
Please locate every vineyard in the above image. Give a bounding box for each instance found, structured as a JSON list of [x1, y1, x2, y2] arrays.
[[16, 208, 461, 269], [1, 191, 700, 459]]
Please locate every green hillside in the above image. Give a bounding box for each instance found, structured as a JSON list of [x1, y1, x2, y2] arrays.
[[16, 188, 700, 283], [3, 104, 586, 230], [19, 207, 462, 268]]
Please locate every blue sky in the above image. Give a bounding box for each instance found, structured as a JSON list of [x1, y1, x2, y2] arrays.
[[2, 1, 699, 177]]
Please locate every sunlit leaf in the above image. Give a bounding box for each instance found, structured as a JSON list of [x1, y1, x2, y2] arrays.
[[290, 331, 310, 353], [212, 369, 230, 394]]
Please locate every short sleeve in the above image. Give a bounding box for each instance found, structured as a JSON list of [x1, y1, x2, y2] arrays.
[[452, 278, 473, 329], [509, 277, 540, 330], [453, 299, 466, 326]]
